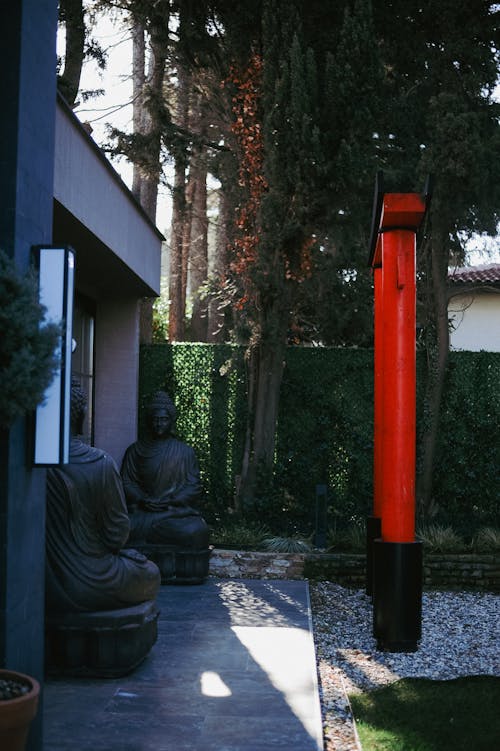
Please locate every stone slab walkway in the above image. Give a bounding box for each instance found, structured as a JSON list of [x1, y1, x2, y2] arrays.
[[43, 579, 324, 751]]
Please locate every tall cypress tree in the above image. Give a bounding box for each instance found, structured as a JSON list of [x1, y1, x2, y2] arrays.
[[231, 0, 327, 506], [219, 0, 388, 506], [371, 0, 500, 512]]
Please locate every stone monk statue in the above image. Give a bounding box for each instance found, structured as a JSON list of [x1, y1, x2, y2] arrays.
[[46, 380, 160, 613], [120, 391, 210, 581]]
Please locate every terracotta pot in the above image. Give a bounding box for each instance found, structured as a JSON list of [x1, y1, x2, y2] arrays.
[[0, 670, 40, 751]]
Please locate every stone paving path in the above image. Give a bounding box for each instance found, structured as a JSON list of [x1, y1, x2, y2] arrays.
[[44, 579, 323, 751]]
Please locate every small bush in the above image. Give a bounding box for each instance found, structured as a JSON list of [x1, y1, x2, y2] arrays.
[[261, 535, 312, 553], [0, 249, 60, 428], [472, 526, 500, 552], [211, 518, 270, 549], [417, 523, 464, 552], [328, 522, 366, 552]]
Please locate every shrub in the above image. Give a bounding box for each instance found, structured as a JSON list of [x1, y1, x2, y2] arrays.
[[417, 523, 464, 552], [261, 535, 313, 553], [0, 249, 60, 428], [211, 518, 270, 549], [327, 522, 366, 552], [472, 526, 500, 552]]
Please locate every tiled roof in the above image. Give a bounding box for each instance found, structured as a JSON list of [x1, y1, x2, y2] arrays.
[[448, 263, 500, 285]]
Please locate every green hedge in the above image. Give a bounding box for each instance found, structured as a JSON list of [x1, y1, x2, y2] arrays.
[[140, 344, 248, 515], [429, 352, 500, 530], [139, 344, 500, 535]]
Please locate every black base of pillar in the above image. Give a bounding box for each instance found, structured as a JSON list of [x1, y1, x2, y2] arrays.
[[373, 540, 423, 653], [366, 516, 382, 596]]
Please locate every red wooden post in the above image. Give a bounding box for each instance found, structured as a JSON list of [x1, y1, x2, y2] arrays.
[[373, 264, 384, 521], [366, 265, 383, 595], [371, 192, 426, 540], [367, 177, 429, 651], [380, 228, 417, 542]]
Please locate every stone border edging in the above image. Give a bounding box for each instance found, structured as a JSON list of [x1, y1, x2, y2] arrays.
[[209, 549, 500, 592]]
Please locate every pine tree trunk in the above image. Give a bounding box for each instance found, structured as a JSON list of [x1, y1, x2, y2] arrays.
[[129, 5, 168, 222], [169, 162, 187, 341], [236, 296, 288, 507], [207, 188, 227, 342], [168, 63, 190, 342], [131, 19, 146, 201], [140, 30, 167, 221], [129, 10, 167, 341], [252, 335, 286, 465], [58, 0, 85, 106], [181, 166, 195, 320], [189, 148, 209, 342]]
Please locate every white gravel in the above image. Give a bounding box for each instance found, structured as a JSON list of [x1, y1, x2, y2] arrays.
[[309, 582, 500, 751]]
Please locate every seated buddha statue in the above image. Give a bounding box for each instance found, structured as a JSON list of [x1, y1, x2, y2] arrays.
[[120, 391, 210, 582], [45, 379, 161, 614]]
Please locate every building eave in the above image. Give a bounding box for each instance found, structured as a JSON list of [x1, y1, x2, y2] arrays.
[[53, 94, 164, 298]]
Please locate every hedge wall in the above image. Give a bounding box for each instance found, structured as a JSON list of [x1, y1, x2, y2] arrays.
[[139, 344, 500, 535], [429, 352, 500, 530]]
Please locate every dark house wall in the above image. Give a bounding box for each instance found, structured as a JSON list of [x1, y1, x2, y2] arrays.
[[0, 1, 59, 749]]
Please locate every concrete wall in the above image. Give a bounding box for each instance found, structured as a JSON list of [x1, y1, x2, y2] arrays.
[[449, 291, 500, 352], [0, 2, 59, 749], [53, 99, 164, 467], [94, 299, 141, 465]]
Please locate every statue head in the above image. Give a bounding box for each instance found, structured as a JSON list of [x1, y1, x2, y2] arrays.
[[146, 391, 176, 439], [70, 378, 87, 436]]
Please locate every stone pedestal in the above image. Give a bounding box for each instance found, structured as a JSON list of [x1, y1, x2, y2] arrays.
[[133, 546, 212, 584], [45, 600, 159, 678]]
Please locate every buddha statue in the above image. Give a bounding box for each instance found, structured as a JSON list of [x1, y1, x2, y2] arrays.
[[120, 391, 210, 582], [45, 379, 161, 614]]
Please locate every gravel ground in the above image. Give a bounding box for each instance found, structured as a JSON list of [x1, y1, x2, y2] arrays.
[[309, 582, 500, 751]]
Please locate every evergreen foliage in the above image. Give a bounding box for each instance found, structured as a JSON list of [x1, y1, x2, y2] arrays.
[[429, 351, 500, 528], [0, 250, 61, 429]]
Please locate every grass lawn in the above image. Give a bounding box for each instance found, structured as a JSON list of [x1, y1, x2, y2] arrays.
[[349, 675, 500, 751]]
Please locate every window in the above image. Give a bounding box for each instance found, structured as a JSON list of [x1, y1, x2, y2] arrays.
[[72, 296, 95, 444]]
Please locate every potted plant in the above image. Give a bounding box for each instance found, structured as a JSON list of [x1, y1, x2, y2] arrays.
[[0, 248, 60, 429], [0, 669, 40, 751]]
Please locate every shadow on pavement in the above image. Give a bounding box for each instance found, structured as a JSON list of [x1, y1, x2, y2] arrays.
[[43, 578, 323, 751]]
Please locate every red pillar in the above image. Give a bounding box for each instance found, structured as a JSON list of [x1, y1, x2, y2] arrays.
[[370, 192, 426, 542], [368, 189, 427, 651], [373, 265, 384, 520], [366, 265, 383, 595], [380, 229, 416, 542]]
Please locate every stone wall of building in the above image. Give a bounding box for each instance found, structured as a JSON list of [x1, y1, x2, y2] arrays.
[[209, 549, 500, 592]]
